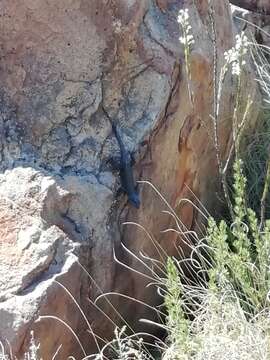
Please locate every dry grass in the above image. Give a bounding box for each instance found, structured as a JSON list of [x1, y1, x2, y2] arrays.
[[163, 292, 270, 360]]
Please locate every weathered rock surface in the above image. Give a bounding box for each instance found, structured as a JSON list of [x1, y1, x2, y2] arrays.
[[0, 0, 259, 358], [232, 4, 270, 48], [230, 0, 270, 15]]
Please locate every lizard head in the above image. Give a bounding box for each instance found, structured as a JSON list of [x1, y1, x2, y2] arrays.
[[129, 192, 140, 209]]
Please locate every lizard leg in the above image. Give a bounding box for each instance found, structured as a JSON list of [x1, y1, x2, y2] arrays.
[[106, 155, 122, 170]]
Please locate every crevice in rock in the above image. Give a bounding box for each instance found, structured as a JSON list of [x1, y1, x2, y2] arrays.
[[152, 61, 181, 137]]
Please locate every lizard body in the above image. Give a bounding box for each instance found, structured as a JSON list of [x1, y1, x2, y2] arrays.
[[103, 108, 140, 209]]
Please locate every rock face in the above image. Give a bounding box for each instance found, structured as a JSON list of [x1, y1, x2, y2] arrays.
[[0, 0, 259, 358], [232, 5, 270, 47], [230, 0, 270, 15]]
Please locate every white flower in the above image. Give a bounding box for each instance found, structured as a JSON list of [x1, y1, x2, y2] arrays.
[[113, 20, 122, 34], [224, 49, 237, 64], [178, 8, 194, 48], [178, 8, 190, 25], [224, 31, 248, 77]]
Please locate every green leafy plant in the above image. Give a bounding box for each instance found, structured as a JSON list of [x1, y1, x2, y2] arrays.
[[164, 258, 189, 354]]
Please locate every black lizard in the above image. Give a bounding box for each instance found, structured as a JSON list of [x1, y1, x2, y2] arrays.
[[103, 107, 140, 209]]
